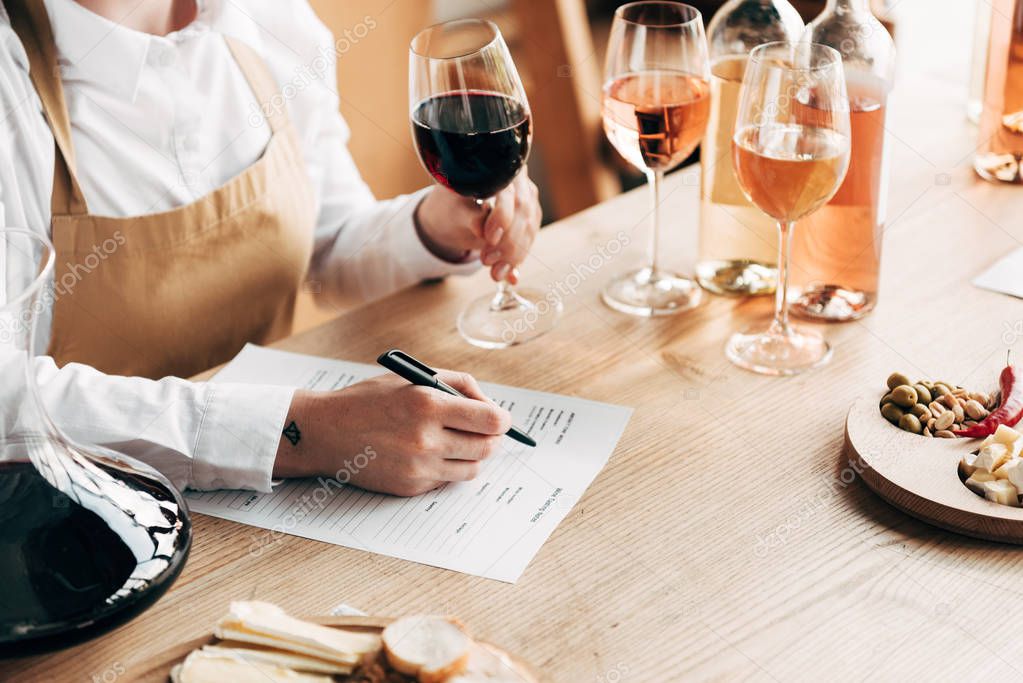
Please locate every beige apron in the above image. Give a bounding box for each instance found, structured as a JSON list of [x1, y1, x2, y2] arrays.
[[8, 0, 315, 379]]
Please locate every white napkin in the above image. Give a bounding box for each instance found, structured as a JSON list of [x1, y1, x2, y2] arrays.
[[329, 603, 367, 617], [974, 246, 1023, 299]]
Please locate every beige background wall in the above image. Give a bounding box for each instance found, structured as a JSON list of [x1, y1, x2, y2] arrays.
[[307, 0, 434, 199]]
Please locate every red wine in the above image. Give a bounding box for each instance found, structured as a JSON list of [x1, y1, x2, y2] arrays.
[[0, 460, 191, 656], [412, 90, 531, 199]]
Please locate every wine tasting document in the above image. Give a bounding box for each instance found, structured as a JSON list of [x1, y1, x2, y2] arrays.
[[186, 345, 632, 582]]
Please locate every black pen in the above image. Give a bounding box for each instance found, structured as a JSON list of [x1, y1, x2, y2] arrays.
[[377, 349, 536, 448]]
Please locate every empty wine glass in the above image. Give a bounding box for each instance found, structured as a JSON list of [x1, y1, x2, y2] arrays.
[[725, 42, 851, 375], [601, 2, 711, 316], [410, 19, 561, 349]]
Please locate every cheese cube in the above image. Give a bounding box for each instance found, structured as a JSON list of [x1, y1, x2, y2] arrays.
[[995, 424, 1022, 444], [980, 424, 1023, 451], [997, 458, 1023, 490], [973, 443, 1011, 473], [966, 471, 997, 494], [983, 479, 1020, 506], [961, 452, 980, 477]]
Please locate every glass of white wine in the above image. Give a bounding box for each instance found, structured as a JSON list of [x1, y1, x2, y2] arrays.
[[725, 42, 851, 375]]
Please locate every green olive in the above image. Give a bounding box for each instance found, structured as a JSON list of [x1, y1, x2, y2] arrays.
[[911, 404, 931, 421], [913, 384, 932, 404], [899, 413, 923, 434], [920, 380, 935, 390], [887, 372, 912, 390], [881, 403, 905, 425], [934, 383, 954, 397], [891, 385, 918, 408], [879, 392, 895, 407]]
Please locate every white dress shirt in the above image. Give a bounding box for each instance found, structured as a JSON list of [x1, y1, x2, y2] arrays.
[[0, 0, 476, 491]]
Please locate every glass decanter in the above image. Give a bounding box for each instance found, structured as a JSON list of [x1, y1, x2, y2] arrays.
[[0, 229, 191, 656]]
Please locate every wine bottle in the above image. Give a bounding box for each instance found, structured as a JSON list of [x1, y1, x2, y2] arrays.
[[695, 0, 803, 297], [789, 0, 895, 322]]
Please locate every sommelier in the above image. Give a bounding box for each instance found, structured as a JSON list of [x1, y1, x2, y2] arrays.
[[0, 0, 543, 496]]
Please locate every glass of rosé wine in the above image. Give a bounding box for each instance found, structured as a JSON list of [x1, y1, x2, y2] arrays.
[[601, 2, 712, 317], [726, 41, 851, 375]]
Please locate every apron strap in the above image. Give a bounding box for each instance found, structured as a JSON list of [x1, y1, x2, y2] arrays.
[[224, 37, 287, 134], [6, 0, 89, 217]]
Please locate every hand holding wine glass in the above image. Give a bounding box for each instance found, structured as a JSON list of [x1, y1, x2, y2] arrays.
[[601, 1, 711, 316], [415, 169, 541, 283], [725, 41, 851, 375], [409, 19, 561, 348]]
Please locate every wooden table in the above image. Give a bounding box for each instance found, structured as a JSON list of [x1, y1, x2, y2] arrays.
[[7, 1, 1023, 680]]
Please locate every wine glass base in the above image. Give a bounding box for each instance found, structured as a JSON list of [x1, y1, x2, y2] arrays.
[[695, 259, 776, 297], [458, 287, 562, 349], [725, 324, 832, 376], [791, 284, 875, 322], [601, 267, 702, 317]]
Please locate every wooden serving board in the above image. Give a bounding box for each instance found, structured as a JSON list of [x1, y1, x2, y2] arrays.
[[132, 615, 542, 683], [845, 394, 1023, 544]]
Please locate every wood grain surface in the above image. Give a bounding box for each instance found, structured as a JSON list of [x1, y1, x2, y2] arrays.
[[4, 1, 1023, 680]]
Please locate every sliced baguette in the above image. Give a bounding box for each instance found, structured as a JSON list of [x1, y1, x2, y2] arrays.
[[447, 642, 538, 683], [382, 615, 471, 683]]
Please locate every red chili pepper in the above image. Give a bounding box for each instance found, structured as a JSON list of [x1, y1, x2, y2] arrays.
[[954, 360, 1023, 438]]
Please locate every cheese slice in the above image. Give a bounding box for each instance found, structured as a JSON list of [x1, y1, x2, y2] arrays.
[[213, 601, 380, 665], [173, 648, 334, 683], [202, 643, 354, 675]]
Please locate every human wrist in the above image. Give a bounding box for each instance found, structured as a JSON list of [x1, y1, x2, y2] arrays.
[[273, 390, 320, 478], [414, 191, 474, 264]]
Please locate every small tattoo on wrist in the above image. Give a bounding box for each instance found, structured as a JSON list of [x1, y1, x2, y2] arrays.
[[283, 420, 301, 446]]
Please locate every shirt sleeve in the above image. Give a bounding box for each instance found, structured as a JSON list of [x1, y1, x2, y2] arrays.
[[32, 358, 294, 492], [253, 1, 479, 312]]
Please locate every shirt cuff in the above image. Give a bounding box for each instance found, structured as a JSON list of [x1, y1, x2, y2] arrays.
[[191, 382, 296, 492], [394, 188, 482, 281]]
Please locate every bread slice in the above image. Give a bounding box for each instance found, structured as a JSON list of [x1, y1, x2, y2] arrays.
[[447, 642, 539, 683], [382, 616, 471, 682]]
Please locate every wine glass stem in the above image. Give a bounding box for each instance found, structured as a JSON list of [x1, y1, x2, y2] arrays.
[[475, 197, 519, 312], [772, 220, 795, 336], [647, 169, 664, 278], [490, 280, 519, 311]]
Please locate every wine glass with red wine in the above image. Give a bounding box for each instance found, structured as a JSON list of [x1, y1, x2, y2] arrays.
[[410, 19, 561, 349], [601, 2, 711, 316]]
